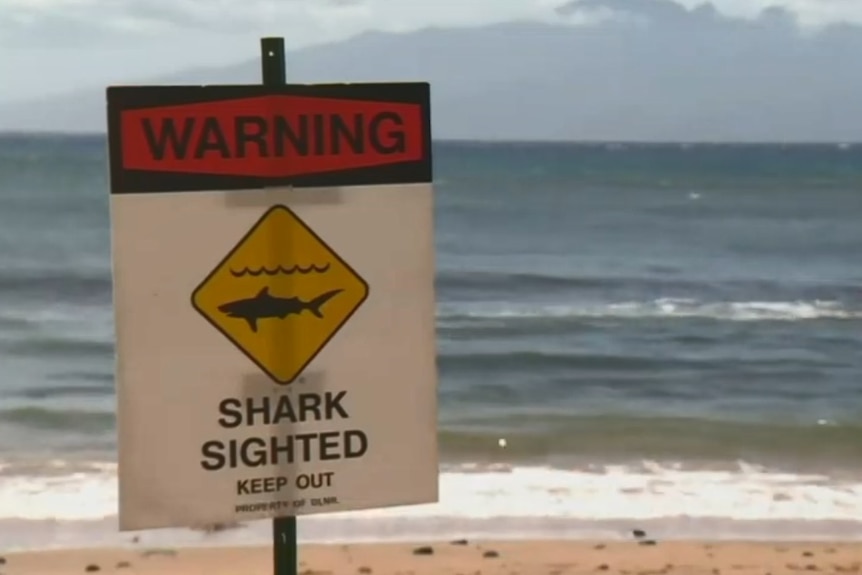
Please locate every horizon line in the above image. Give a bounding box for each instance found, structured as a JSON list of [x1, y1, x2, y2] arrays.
[[0, 131, 859, 147]]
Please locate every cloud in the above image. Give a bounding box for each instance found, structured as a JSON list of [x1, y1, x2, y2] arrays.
[[557, 0, 801, 29], [7, 0, 862, 52], [691, 0, 862, 26], [559, 0, 862, 27], [0, 0, 567, 47], [0, 0, 373, 45]]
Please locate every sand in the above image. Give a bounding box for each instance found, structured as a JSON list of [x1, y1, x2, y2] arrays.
[[3, 539, 861, 575]]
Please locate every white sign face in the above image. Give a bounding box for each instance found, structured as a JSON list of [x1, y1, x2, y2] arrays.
[[110, 184, 438, 530]]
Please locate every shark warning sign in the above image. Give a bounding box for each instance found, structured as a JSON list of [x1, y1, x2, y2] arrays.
[[191, 205, 369, 384], [107, 81, 437, 532]]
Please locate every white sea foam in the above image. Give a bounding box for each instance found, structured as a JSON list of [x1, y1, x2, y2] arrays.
[[438, 298, 862, 323], [1, 461, 860, 524]]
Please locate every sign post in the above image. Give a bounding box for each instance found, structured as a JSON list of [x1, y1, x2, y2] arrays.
[[259, 36, 298, 575], [106, 36, 438, 575]]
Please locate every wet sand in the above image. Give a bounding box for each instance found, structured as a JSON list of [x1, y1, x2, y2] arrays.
[[3, 540, 861, 575]]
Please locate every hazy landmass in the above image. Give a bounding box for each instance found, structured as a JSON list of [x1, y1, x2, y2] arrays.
[[3, 0, 862, 141]]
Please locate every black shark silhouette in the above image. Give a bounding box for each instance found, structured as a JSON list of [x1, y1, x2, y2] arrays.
[[218, 286, 342, 332]]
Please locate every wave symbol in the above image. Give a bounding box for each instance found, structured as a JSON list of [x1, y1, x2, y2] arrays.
[[229, 264, 331, 277]]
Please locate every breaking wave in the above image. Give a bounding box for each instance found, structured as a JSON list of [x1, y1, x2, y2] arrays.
[[437, 298, 862, 323]]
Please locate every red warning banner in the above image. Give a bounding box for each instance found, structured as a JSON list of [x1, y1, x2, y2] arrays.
[[107, 84, 432, 193]]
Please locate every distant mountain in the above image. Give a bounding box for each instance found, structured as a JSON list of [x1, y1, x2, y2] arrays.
[[3, 0, 862, 141]]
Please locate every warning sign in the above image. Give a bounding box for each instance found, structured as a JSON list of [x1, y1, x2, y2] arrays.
[[107, 82, 437, 532], [191, 205, 369, 384]]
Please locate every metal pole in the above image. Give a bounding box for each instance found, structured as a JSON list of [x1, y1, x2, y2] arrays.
[[261, 37, 287, 85], [260, 36, 296, 575]]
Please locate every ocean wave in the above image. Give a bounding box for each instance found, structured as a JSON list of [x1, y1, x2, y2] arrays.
[[436, 269, 862, 301], [434, 268, 776, 292], [11, 383, 113, 400], [436, 344, 853, 382], [439, 350, 677, 373], [332, 463, 862, 523], [436, 416, 862, 464], [0, 460, 859, 525], [436, 269, 627, 292], [0, 269, 111, 303], [45, 370, 114, 384], [0, 407, 114, 433], [437, 298, 861, 324], [0, 305, 113, 338], [2, 336, 114, 359]]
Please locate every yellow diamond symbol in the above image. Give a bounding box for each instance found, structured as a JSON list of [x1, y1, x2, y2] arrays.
[[191, 205, 369, 384]]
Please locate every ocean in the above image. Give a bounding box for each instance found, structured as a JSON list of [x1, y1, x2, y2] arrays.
[[0, 134, 861, 550]]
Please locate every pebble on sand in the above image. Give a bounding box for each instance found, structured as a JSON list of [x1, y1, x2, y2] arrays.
[[412, 546, 434, 556], [632, 529, 647, 539], [141, 549, 177, 558], [451, 539, 469, 546], [201, 522, 241, 534], [483, 550, 500, 559], [84, 564, 100, 572]]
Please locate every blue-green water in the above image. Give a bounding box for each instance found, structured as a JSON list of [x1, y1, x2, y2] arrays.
[[0, 134, 860, 548]]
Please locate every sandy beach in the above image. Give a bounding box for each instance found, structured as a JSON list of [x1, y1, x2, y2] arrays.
[[3, 539, 861, 575]]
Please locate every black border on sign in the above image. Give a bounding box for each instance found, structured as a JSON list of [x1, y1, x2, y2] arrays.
[[106, 82, 432, 194], [190, 204, 370, 385]]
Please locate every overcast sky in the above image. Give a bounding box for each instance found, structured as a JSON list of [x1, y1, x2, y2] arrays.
[[2, 0, 862, 104]]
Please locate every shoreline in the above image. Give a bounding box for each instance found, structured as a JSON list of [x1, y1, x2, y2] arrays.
[[4, 539, 862, 575], [3, 516, 862, 554]]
